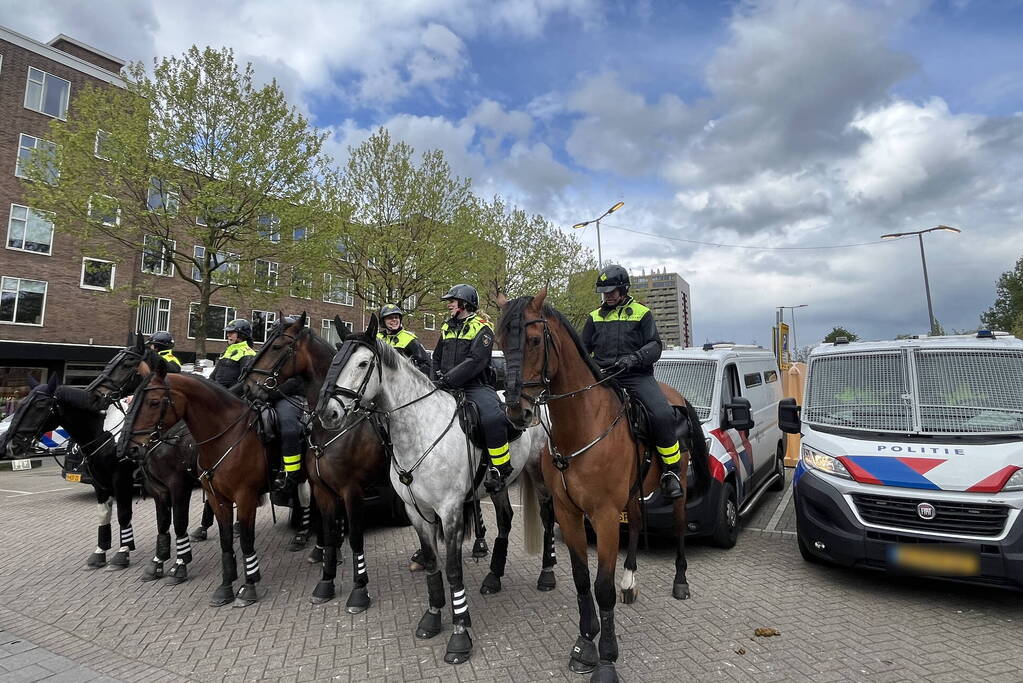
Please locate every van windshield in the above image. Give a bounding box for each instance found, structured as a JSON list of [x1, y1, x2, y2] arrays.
[[654, 360, 716, 421], [804, 348, 1023, 435]]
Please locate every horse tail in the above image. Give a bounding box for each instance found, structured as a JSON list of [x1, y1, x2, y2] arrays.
[[521, 467, 543, 556], [685, 399, 711, 495]]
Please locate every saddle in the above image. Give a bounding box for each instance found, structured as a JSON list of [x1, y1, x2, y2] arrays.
[[455, 398, 525, 452], [255, 403, 279, 445], [607, 382, 694, 457]]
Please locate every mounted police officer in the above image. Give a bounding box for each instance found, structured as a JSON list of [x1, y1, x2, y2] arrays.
[[211, 319, 257, 389], [433, 284, 511, 493], [146, 331, 181, 373], [267, 316, 308, 494], [377, 304, 432, 376], [581, 264, 685, 500]]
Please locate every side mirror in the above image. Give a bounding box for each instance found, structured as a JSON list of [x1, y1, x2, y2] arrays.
[[779, 397, 801, 434], [724, 396, 754, 432]]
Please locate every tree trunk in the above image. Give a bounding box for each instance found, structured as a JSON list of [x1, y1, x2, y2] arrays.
[[195, 280, 211, 359]]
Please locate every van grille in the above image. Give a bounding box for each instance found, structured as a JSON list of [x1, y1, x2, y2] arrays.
[[851, 493, 1008, 537]]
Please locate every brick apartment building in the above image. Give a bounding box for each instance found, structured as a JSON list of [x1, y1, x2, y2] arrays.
[[631, 270, 693, 348], [0, 26, 441, 414]]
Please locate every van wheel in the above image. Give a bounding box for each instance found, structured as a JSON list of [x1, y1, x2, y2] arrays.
[[768, 442, 786, 492], [709, 482, 738, 548]]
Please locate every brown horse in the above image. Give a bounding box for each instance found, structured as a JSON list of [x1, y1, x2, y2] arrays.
[[498, 288, 707, 683], [122, 361, 269, 607]]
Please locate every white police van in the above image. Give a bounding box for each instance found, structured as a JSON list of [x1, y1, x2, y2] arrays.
[[780, 331, 1023, 587], [650, 344, 787, 547]]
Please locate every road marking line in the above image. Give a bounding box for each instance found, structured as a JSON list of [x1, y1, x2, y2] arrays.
[[3, 487, 73, 497], [764, 478, 794, 532]]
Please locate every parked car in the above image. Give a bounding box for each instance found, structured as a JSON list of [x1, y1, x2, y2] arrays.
[[645, 344, 787, 547], [780, 331, 1023, 588]]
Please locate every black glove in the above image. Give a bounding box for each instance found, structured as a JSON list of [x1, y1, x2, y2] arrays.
[[613, 353, 640, 374], [432, 375, 450, 391]]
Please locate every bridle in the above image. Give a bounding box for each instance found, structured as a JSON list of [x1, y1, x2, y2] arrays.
[[317, 337, 383, 419], [246, 327, 300, 394], [86, 346, 146, 407], [124, 384, 180, 459]]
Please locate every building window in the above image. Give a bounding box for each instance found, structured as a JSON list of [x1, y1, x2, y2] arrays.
[[336, 239, 352, 262], [94, 130, 110, 159], [254, 259, 279, 291], [0, 277, 47, 326], [321, 319, 345, 346], [323, 274, 353, 306], [402, 293, 418, 311], [257, 214, 280, 242], [142, 235, 175, 277], [80, 258, 115, 290], [293, 227, 309, 241], [147, 178, 179, 214], [188, 303, 237, 341], [136, 296, 171, 335], [88, 194, 120, 227], [290, 268, 312, 299], [16, 134, 58, 182], [251, 310, 278, 344], [192, 245, 239, 283], [64, 361, 107, 388], [364, 284, 377, 310], [423, 313, 436, 331], [24, 67, 70, 119], [7, 204, 54, 255]]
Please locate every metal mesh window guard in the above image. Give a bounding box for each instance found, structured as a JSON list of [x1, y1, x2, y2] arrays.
[[654, 361, 716, 421], [804, 352, 912, 432], [915, 350, 1023, 434]]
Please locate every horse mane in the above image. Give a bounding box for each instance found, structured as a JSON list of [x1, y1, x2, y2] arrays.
[[346, 329, 433, 390], [498, 296, 602, 382]]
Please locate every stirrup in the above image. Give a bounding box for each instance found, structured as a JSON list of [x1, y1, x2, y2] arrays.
[[483, 466, 506, 494], [660, 471, 684, 499]]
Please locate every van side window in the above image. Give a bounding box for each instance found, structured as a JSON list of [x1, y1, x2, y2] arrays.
[[723, 364, 741, 403], [764, 369, 778, 383], [744, 372, 763, 388]]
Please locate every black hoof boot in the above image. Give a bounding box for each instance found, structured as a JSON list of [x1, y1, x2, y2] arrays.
[[471, 537, 489, 559], [672, 582, 691, 600], [409, 548, 426, 571], [345, 586, 371, 614], [536, 569, 556, 592], [307, 546, 324, 564], [165, 563, 188, 585], [86, 552, 106, 570], [415, 610, 442, 639], [189, 526, 208, 542], [233, 582, 260, 608], [106, 551, 130, 571], [569, 637, 598, 674], [310, 580, 335, 604], [210, 584, 234, 607], [444, 629, 473, 665], [141, 560, 164, 582], [480, 572, 502, 595], [590, 662, 620, 683], [287, 532, 308, 552]]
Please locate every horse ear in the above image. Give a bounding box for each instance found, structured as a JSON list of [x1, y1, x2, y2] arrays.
[[366, 313, 379, 339], [496, 291, 509, 309], [26, 375, 39, 389], [45, 374, 59, 395], [134, 332, 145, 351], [533, 286, 548, 311], [299, 311, 307, 329]]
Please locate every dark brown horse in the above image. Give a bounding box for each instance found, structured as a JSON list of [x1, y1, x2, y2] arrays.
[[122, 361, 269, 607], [498, 288, 708, 683]]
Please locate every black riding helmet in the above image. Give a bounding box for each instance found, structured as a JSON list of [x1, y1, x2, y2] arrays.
[[595, 264, 630, 294], [224, 318, 252, 341], [440, 284, 479, 312], [379, 303, 404, 320], [147, 330, 175, 350]]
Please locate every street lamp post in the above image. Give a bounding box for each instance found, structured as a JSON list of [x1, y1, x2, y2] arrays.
[[573, 201, 624, 269], [777, 304, 808, 354], [880, 225, 961, 336]]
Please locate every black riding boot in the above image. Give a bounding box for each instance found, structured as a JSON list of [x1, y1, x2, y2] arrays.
[[660, 463, 684, 500], [484, 462, 512, 494]]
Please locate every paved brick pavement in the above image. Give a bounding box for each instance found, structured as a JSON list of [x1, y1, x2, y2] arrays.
[[2, 462, 1022, 682]]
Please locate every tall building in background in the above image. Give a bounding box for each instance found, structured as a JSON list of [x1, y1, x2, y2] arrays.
[[631, 270, 693, 348]]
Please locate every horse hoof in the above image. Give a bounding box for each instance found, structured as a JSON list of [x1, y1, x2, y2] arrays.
[[589, 662, 620, 683], [568, 637, 598, 674], [672, 582, 691, 600], [141, 562, 164, 582], [345, 586, 371, 614], [188, 527, 207, 542], [307, 547, 324, 564], [415, 610, 442, 639], [165, 564, 188, 585], [232, 583, 260, 608], [105, 552, 130, 571], [85, 553, 106, 570], [536, 570, 556, 592], [409, 560, 425, 572], [209, 584, 234, 607], [443, 631, 473, 664], [480, 573, 502, 595], [471, 538, 489, 560], [310, 580, 335, 604], [287, 533, 308, 552]]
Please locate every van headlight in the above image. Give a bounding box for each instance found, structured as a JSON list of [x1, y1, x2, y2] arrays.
[[801, 445, 851, 480], [1002, 469, 1023, 492]]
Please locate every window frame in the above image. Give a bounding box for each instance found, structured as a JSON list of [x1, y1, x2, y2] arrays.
[[0, 276, 47, 326], [6, 204, 54, 256], [141, 235, 176, 277], [290, 267, 313, 299], [257, 214, 281, 243], [323, 273, 354, 306], [251, 310, 278, 344], [764, 369, 779, 383], [423, 313, 436, 331], [16, 133, 58, 182], [147, 177, 179, 215], [187, 302, 238, 341], [136, 296, 171, 335], [94, 129, 110, 160], [80, 257, 115, 291], [24, 66, 70, 119], [192, 245, 239, 283], [254, 259, 280, 292], [88, 194, 121, 227]]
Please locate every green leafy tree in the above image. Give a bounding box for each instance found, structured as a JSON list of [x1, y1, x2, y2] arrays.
[[22, 46, 330, 355], [823, 326, 859, 343], [982, 255, 1023, 337]]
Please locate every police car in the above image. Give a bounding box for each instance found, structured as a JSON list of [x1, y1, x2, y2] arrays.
[[780, 331, 1023, 588]]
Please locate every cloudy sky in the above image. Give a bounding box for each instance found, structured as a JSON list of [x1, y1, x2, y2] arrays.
[[5, 0, 1023, 347]]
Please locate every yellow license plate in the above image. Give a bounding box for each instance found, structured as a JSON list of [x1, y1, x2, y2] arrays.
[[890, 545, 980, 576], [619, 511, 628, 523], [66, 473, 81, 483]]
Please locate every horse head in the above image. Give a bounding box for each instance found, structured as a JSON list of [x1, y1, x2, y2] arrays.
[[2, 374, 61, 458], [497, 286, 555, 429], [316, 314, 383, 431], [243, 311, 311, 402], [87, 332, 148, 406], [120, 359, 182, 462]]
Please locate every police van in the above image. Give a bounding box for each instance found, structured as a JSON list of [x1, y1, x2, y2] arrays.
[[649, 344, 787, 547], [779, 331, 1023, 587]]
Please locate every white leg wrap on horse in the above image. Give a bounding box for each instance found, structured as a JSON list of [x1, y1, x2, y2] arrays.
[[97, 501, 113, 525], [297, 480, 311, 507], [620, 569, 636, 591], [245, 554, 259, 577], [356, 553, 366, 576], [176, 537, 191, 556], [452, 588, 467, 615], [120, 526, 134, 546]]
